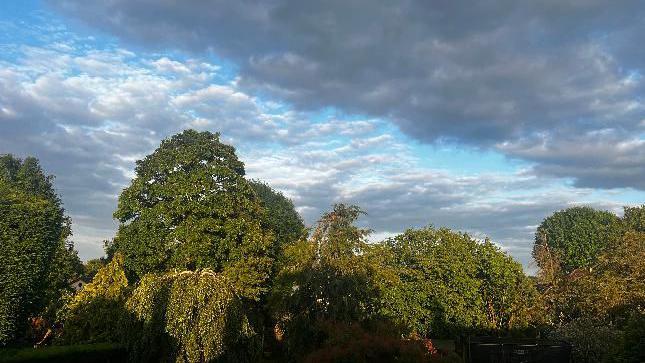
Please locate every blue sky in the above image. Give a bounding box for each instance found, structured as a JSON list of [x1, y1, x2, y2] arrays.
[[1, 0, 644, 272]]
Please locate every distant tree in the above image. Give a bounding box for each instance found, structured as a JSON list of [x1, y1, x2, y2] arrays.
[[249, 180, 305, 256], [83, 258, 108, 281], [112, 130, 273, 299], [103, 239, 118, 261], [374, 227, 539, 338], [533, 206, 621, 275], [622, 204, 645, 232], [0, 155, 75, 345]]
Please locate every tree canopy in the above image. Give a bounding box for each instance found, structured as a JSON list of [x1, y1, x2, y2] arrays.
[[534, 205, 645, 362], [270, 204, 380, 356], [249, 179, 305, 254], [374, 227, 539, 338], [5, 131, 642, 362], [0, 155, 76, 345], [112, 130, 274, 299], [622, 204, 645, 232], [533, 206, 622, 274]]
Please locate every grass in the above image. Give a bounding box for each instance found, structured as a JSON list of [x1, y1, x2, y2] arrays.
[[0, 343, 126, 363]]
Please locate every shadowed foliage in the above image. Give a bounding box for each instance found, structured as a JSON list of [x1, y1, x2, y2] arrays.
[[536, 206, 645, 362], [126, 269, 259, 363], [0, 155, 79, 345], [249, 179, 305, 258]]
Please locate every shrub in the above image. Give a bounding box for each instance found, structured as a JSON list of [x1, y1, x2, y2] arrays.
[[303, 321, 461, 363], [553, 317, 621, 363], [57, 253, 130, 345]]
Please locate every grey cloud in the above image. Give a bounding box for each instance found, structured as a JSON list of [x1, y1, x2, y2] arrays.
[[49, 0, 645, 189], [500, 130, 645, 189]]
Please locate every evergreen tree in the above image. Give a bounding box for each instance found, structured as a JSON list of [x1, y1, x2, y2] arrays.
[[0, 155, 76, 345]]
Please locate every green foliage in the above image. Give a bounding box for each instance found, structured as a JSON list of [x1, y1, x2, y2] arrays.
[[533, 206, 621, 274], [0, 155, 71, 345], [126, 269, 258, 363], [622, 204, 645, 232], [68, 253, 129, 308], [113, 130, 273, 299], [271, 204, 381, 357], [249, 179, 305, 255], [375, 227, 539, 338], [59, 254, 130, 345], [272, 207, 539, 359], [41, 243, 83, 321], [82, 258, 107, 281], [533, 204, 645, 361], [542, 231, 645, 362], [476, 240, 540, 332], [0, 155, 59, 202], [5, 135, 641, 361]]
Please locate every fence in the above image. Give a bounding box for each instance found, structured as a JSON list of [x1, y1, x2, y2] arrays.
[[461, 336, 571, 363]]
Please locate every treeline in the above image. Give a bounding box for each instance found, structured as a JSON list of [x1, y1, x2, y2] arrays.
[[0, 130, 643, 362]]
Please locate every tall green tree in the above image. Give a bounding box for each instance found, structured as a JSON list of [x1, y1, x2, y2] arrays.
[[374, 227, 539, 338], [533, 206, 621, 274], [113, 130, 274, 299], [0, 155, 75, 345], [534, 205, 645, 362]]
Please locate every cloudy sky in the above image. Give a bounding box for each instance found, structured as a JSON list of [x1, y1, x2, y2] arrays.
[[1, 1, 644, 271]]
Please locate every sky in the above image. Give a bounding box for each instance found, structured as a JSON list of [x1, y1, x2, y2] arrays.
[[1, 1, 644, 272]]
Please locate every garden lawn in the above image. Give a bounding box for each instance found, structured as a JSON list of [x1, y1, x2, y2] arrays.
[[0, 343, 126, 362]]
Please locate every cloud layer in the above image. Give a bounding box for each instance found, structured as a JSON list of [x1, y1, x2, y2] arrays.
[[49, 0, 645, 190], [1, 5, 643, 272]]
